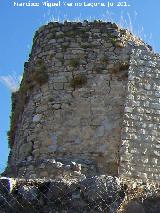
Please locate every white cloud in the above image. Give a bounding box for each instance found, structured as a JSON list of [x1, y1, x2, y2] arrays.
[[0, 73, 22, 92]]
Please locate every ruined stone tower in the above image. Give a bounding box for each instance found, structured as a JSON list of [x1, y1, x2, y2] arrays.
[[4, 21, 160, 182]]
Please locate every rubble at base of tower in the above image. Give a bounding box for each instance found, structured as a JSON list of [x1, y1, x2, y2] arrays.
[[1, 176, 160, 213]]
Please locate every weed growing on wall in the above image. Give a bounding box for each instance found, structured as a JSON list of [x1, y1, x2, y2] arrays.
[[70, 74, 87, 88]]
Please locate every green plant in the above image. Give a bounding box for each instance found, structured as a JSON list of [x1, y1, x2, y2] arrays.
[[110, 36, 124, 48], [79, 29, 88, 34], [49, 53, 54, 60], [110, 61, 129, 74], [30, 59, 48, 85], [31, 70, 48, 85], [93, 20, 103, 24], [111, 37, 117, 45], [70, 74, 87, 88], [48, 96, 54, 102], [68, 58, 80, 67], [7, 91, 26, 148]]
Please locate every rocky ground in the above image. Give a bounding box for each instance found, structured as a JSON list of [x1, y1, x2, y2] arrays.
[[0, 175, 160, 212]]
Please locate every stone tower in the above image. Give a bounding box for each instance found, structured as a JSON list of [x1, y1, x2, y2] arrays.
[[5, 21, 159, 181]]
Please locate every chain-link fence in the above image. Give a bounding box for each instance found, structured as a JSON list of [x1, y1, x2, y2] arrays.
[[1, 174, 160, 213]]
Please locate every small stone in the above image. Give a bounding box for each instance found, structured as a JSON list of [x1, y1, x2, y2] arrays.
[[55, 162, 63, 168], [33, 114, 41, 122], [53, 104, 61, 110], [27, 156, 33, 161], [125, 107, 133, 113], [145, 84, 151, 90]]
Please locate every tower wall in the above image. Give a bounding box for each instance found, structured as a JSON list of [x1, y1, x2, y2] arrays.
[[120, 49, 160, 181], [6, 21, 151, 179]]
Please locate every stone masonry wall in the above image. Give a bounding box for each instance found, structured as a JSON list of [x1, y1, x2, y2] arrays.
[[120, 49, 160, 182], [5, 21, 151, 179]]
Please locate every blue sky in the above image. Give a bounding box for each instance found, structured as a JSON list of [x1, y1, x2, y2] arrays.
[[0, 0, 160, 173]]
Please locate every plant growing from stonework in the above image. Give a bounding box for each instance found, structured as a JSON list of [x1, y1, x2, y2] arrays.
[[93, 20, 103, 25], [30, 59, 48, 85], [49, 53, 54, 60], [119, 62, 129, 71], [7, 91, 26, 148], [68, 58, 80, 67], [110, 61, 129, 74], [110, 37, 117, 45], [70, 74, 87, 89], [110, 35, 124, 48]]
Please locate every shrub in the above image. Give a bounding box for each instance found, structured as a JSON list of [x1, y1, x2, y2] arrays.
[[30, 59, 48, 85], [7, 91, 26, 148], [111, 37, 117, 45], [110, 62, 129, 74], [110, 37, 124, 48], [49, 53, 54, 60], [70, 74, 87, 88], [93, 20, 103, 25], [68, 58, 80, 67], [119, 62, 129, 71], [109, 61, 129, 80]]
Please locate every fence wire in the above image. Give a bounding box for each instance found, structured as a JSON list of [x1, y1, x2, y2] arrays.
[[1, 165, 160, 213]]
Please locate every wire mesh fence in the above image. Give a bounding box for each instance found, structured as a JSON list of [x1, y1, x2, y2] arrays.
[[0, 175, 124, 213], [1, 173, 160, 213]]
